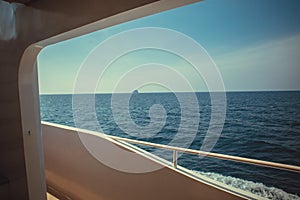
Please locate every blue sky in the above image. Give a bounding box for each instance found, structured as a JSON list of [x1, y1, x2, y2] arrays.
[[38, 0, 300, 94]]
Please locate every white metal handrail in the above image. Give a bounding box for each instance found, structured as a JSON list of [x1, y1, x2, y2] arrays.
[[108, 135, 300, 173]]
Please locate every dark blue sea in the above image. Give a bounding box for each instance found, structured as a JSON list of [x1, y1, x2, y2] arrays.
[[40, 91, 300, 199]]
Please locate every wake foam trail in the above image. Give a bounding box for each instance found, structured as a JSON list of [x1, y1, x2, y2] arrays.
[[194, 171, 300, 200]]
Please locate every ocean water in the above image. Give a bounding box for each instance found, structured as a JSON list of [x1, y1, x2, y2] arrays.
[[40, 91, 300, 199]]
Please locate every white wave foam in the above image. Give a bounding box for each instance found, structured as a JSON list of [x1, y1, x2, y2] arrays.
[[194, 171, 300, 200]]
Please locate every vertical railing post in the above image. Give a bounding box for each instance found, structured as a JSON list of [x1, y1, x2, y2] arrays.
[[173, 150, 177, 168]]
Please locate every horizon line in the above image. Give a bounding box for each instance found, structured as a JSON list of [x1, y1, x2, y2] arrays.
[[39, 89, 300, 95]]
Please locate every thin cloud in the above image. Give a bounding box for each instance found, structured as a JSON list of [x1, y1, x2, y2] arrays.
[[214, 34, 300, 91]]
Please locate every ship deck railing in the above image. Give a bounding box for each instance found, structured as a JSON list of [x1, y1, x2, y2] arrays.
[[107, 135, 300, 173]]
